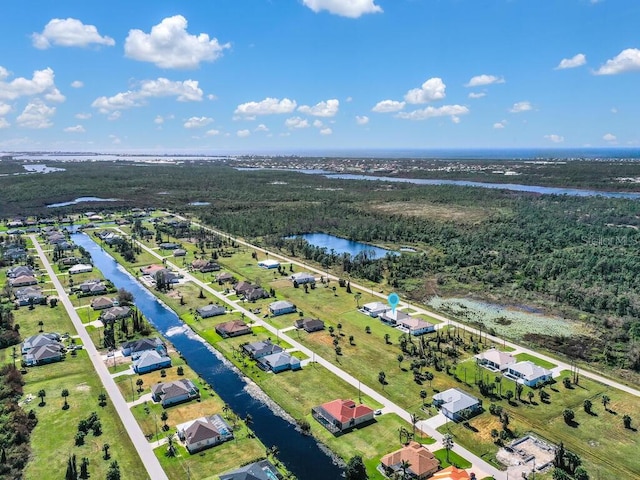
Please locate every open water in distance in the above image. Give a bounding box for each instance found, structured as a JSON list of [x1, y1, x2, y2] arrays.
[[71, 232, 344, 480], [288, 233, 392, 260], [47, 197, 120, 208]]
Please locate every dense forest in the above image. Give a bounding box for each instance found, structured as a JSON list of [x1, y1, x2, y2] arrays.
[[2, 159, 640, 376]]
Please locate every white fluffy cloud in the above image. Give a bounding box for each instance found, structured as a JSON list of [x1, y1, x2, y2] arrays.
[[595, 48, 640, 75], [509, 101, 532, 113], [468, 92, 486, 99], [603, 133, 617, 142], [372, 100, 405, 113], [0, 67, 61, 101], [205, 129, 220, 136], [91, 78, 203, 113], [396, 105, 469, 121], [235, 97, 297, 116], [0, 103, 11, 116], [302, 0, 382, 18], [254, 124, 269, 132], [183, 116, 213, 129], [17, 100, 56, 129], [313, 119, 323, 128], [0, 118, 9, 129], [404, 77, 446, 104], [75, 112, 91, 120], [555, 53, 586, 70], [493, 120, 507, 129], [465, 74, 505, 87], [71, 80, 84, 88], [285, 116, 310, 129], [64, 125, 85, 133], [320, 127, 333, 135], [544, 134, 564, 143], [237, 129, 251, 137], [298, 99, 339, 117], [45, 88, 66, 103], [356, 115, 369, 125], [32, 18, 115, 49], [125, 15, 230, 69]]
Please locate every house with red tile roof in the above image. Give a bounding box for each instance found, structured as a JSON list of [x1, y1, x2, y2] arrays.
[[312, 399, 374, 435], [380, 441, 440, 479]]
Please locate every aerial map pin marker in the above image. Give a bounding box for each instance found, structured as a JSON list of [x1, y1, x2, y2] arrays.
[[388, 292, 400, 314]]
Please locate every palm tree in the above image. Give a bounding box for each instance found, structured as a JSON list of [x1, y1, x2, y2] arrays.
[[102, 443, 110, 460], [505, 390, 514, 404], [354, 292, 362, 308], [494, 376, 502, 397], [166, 434, 177, 457], [61, 388, 70, 410], [136, 378, 144, 393], [563, 409, 575, 424], [623, 414, 632, 429], [399, 459, 412, 477], [384, 333, 391, 344], [38, 320, 44, 332], [409, 413, 420, 439], [378, 371, 386, 389], [348, 335, 355, 346], [583, 399, 592, 414], [38, 389, 46, 406], [420, 390, 427, 407], [337, 323, 342, 335], [602, 394, 610, 412], [443, 433, 454, 463], [161, 411, 169, 430], [527, 390, 535, 403], [397, 354, 404, 369], [425, 372, 434, 387], [98, 392, 107, 407]]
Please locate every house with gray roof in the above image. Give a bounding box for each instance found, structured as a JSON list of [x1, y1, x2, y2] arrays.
[[505, 361, 553, 387], [219, 459, 281, 480], [121, 337, 166, 358], [90, 297, 115, 310], [133, 350, 172, 374], [14, 286, 46, 307], [294, 318, 325, 333], [432, 388, 482, 421], [7, 266, 35, 278], [177, 414, 233, 453], [243, 340, 284, 359], [257, 351, 301, 373], [100, 306, 132, 323], [24, 344, 64, 366], [22, 333, 62, 354], [151, 379, 200, 407], [269, 300, 296, 316], [196, 304, 226, 318], [290, 272, 316, 285], [9, 275, 38, 287]]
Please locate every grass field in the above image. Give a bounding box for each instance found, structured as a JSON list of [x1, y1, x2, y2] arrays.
[[514, 352, 557, 369]]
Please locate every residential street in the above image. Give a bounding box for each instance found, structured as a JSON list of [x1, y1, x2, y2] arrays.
[[30, 236, 168, 480]]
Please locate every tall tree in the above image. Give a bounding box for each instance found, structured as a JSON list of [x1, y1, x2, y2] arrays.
[[345, 455, 368, 480], [62, 388, 70, 410]]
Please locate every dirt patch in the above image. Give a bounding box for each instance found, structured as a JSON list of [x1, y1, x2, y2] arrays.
[[498, 435, 556, 479], [166, 290, 182, 299], [76, 383, 91, 392]]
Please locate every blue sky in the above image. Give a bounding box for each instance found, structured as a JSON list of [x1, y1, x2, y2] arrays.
[[0, 0, 639, 152]]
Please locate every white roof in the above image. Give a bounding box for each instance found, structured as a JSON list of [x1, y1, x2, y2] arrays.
[[475, 348, 516, 366], [291, 272, 315, 280], [433, 388, 479, 414], [508, 361, 552, 380], [69, 263, 93, 272], [397, 316, 433, 330], [258, 259, 280, 267], [362, 302, 389, 312], [270, 300, 294, 310]]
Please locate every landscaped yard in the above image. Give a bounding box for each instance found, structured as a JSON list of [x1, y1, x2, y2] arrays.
[[514, 352, 557, 369]]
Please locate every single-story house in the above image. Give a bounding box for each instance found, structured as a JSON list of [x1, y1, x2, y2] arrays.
[[233, 281, 256, 296], [100, 306, 132, 323], [431, 466, 473, 480], [257, 351, 301, 373], [215, 272, 235, 283], [60, 256, 82, 266], [312, 399, 375, 435], [3, 247, 26, 260], [196, 304, 226, 318], [215, 320, 252, 338], [121, 337, 166, 357], [23, 344, 64, 366], [245, 287, 269, 301], [379, 309, 412, 326], [7, 266, 34, 278], [9, 275, 38, 287], [151, 379, 200, 407], [14, 286, 46, 306], [153, 268, 181, 285], [504, 361, 553, 387], [191, 259, 220, 272], [173, 249, 187, 257], [47, 232, 66, 244], [140, 264, 165, 276], [475, 347, 517, 372], [380, 441, 440, 480], [269, 300, 296, 316], [396, 316, 436, 336], [360, 302, 390, 318], [243, 340, 284, 360], [77, 280, 107, 295], [432, 388, 482, 422], [6, 229, 25, 236], [91, 297, 115, 310], [133, 350, 172, 374], [56, 241, 75, 251], [68, 263, 93, 275], [87, 214, 103, 222], [294, 318, 325, 333], [257, 259, 280, 269], [158, 242, 179, 250], [22, 333, 62, 354], [177, 414, 233, 453], [219, 459, 281, 480], [290, 272, 315, 285]]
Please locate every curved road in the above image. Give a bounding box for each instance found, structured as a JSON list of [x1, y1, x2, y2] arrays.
[[31, 236, 167, 480]]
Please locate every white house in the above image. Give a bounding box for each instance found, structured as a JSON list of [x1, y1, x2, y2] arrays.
[[475, 347, 517, 372], [505, 361, 553, 387], [290, 272, 316, 284], [69, 264, 93, 275], [360, 302, 390, 318], [432, 388, 482, 421], [258, 259, 280, 269], [396, 316, 435, 336]]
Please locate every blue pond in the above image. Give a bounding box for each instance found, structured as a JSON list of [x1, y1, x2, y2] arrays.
[[47, 197, 120, 208], [71, 232, 343, 480], [290, 232, 392, 259]]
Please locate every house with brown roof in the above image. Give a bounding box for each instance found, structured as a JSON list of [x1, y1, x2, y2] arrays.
[[431, 466, 474, 480], [215, 320, 252, 338], [294, 318, 325, 333], [215, 272, 235, 283], [312, 399, 374, 435], [177, 414, 233, 453], [10, 275, 38, 287], [151, 379, 200, 407], [91, 297, 115, 310], [100, 306, 132, 323], [140, 264, 165, 276], [191, 259, 220, 272], [380, 442, 440, 479]]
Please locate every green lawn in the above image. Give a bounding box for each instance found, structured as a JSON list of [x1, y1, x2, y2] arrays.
[[433, 448, 472, 469], [514, 352, 557, 369]]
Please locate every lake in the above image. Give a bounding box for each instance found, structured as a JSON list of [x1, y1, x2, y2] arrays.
[[47, 197, 120, 208], [289, 232, 392, 259], [71, 232, 344, 479]]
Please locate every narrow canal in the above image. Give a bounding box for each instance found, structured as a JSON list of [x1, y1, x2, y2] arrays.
[[72, 232, 344, 480]]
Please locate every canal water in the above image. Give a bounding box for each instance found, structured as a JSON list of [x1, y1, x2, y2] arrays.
[[71, 232, 344, 480]]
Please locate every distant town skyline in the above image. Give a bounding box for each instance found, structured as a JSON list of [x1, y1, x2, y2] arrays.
[[0, 0, 639, 152]]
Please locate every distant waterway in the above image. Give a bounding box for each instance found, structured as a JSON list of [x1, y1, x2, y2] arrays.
[[47, 197, 120, 208], [288, 232, 392, 259], [71, 232, 344, 479]]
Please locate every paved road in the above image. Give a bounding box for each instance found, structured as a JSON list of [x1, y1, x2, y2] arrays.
[[118, 227, 504, 480], [31, 236, 168, 480], [176, 215, 640, 399]]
